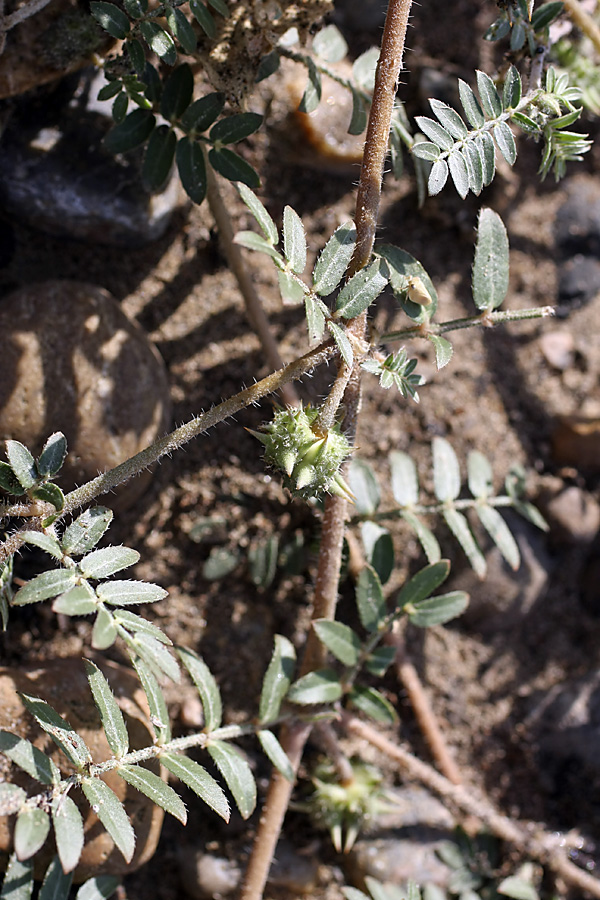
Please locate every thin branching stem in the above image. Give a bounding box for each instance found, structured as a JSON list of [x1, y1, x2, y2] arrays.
[[380, 305, 555, 342], [342, 712, 600, 898], [0, 341, 335, 567], [239, 4, 413, 899]]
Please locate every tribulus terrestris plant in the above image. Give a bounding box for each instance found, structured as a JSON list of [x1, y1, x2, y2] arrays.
[[0, 1, 599, 899]]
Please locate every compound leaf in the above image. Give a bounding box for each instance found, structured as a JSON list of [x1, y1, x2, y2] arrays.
[[81, 779, 135, 862], [160, 753, 230, 821], [207, 741, 256, 819], [118, 765, 186, 823]]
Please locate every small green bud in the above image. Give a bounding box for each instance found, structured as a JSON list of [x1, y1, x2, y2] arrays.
[[251, 406, 352, 501]]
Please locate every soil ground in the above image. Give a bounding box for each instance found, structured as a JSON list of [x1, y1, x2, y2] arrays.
[[1, 1, 600, 898]]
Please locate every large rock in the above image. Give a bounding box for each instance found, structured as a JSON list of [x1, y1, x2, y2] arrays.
[[0, 657, 166, 881], [0, 281, 171, 510]]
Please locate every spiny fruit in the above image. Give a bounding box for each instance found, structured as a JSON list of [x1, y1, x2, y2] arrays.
[[249, 406, 353, 502]]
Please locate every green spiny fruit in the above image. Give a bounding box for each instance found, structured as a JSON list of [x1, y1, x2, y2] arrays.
[[248, 407, 353, 502]]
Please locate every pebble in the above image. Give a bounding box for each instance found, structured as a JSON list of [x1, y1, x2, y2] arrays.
[[179, 850, 241, 899], [0, 73, 180, 246], [347, 828, 456, 891], [557, 255, 600, 311], [0, 281, 171, 511], [286, 63, 366, 171], [0, 657, 165, 880], [543, 485, 600, 544], [538, 330, 576, 371], [345, 786, 457, 893], [552, 415, 600, 473], [555, 177, 600, 257]]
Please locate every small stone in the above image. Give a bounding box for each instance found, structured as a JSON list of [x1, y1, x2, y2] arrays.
[[286, 64, 366, 171], [346, 828, 456, 891], [557, 255, 600, 311], [0, 281, 171, 510], [179, 850, 241, 899], [543, 486, 600, 544], [552, 415, 600, 472], [555, 177, 600, 257], [0, 80, 180, 246], [0, 657, 165, 881], [538, 330, 575, 371]]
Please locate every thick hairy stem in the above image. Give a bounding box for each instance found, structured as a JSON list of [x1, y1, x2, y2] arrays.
[[0, 342, 335, 567], [238, 722, 312, 900], [342, 713, 600, 899], [238, 4, 413, 899], [205, 159, 299, 408]]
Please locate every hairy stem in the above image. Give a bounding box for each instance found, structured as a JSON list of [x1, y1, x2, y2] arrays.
[[0, 342, 335, 567], [381, 305, 555, 342], [205, 157, 299, 408], [342, 712, 600, 898], [238, 3, 413, 899]]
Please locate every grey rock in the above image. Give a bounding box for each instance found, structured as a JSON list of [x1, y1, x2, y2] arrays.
[[555, 178, 600, 257], [0, 280, 171, 511], [543, 486, 600, 544], [557, 255, 600, 311], [179, 851, 241, 899], [347, 828, 456, 891], [0, 75, 180, 247]]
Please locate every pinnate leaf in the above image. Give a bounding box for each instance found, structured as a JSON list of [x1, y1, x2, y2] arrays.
[[207, 741, 256, 819], [14, 808, 50, 860], [96, 580, 167, 606], [178, 647, 222, 731], [472, 208, 509, 311], [52, 794, 84, 873], [432, 436, 461, 502], [160, 753, 230, 821], [13, 570, 77, 606], [75, 876, 121, 900], [177, 137, 207, 204], [312, 222, 356, 296], [0, 732, 59, 785], [61, 508, 113, 556], [85, 661, 129, 758], [396, 560, 451, 611], [80, 547, 140, 579], [257, 730, 294, 781], [356, 564, 386, 632], [118, 765, 186, 823], [287, 669, 343, 705], [313, 620, 361, 666], [259, 635, 296, 724], [82, 779, 135, 863], [90, 1, 130, 39], [407, 590, 469, 627], [37, 433, 67, 478], [6, 441, 37, 490]]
